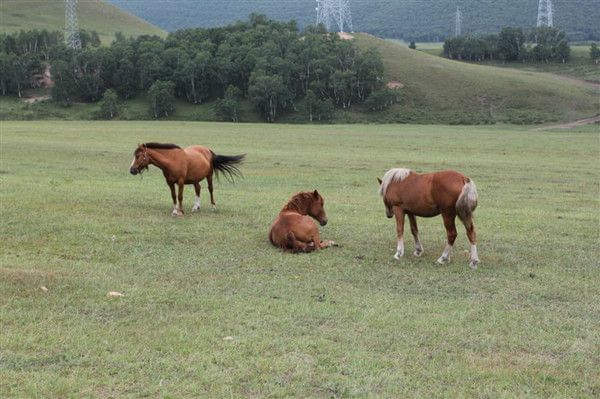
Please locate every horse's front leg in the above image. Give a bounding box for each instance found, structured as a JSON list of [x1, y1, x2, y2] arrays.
[[168, 182, 180, 216], [176, 180, 185, 216], [393, 207, 405, 260]]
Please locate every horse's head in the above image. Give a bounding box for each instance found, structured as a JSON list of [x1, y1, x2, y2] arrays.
[[130, 144, 149, 175], [377, 177, 394, 218], [308, 190, 328, 226]]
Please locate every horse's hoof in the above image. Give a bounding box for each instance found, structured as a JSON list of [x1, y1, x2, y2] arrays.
[[393, 253, 403, 260], [437, 256, 449, 264], [469, 259, 479, 270], [413, 249, 423, 257], [191, 207, 200, 213], [211, 205, 217, 212]]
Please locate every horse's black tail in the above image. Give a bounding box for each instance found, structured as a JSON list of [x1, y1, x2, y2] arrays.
[[210, 151, 245, 182]]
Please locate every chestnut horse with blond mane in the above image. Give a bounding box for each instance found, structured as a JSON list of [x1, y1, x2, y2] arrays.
[[269, 190, 336, 253], [378, 168, 480, 269], [129, 142, 244, 215]]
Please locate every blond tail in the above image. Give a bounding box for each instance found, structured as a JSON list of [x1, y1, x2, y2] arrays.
[[456, 178, 478, 222]]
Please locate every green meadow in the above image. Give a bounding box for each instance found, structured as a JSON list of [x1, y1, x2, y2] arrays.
[[1, 121, 599, 397]]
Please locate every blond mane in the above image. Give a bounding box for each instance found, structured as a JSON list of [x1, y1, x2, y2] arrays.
[[379, 168, 412, 196]]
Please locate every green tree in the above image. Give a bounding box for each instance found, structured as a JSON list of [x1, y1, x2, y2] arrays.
[[215, 85, 241, 122], [364, 88, 398, 111], [51, 60, 78, 106], [498, 27, 526, 61], [304, 89, 334, 122], [98, 89, 119, 119], [248, 71, 288, 122], [590, 43, 600, 64], [148, 80, 175, 118], [0, 52, 14, 95]]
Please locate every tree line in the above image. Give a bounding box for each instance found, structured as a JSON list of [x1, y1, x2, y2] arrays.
[[443, 26, 571, 63], [1, 15, 396, 121]]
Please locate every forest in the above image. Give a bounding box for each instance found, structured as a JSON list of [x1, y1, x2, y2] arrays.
[[0, 16, 392, 121], [443, 27, 571, 62]]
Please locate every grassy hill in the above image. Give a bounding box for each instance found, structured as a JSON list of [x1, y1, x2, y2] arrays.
[[410, 42, 600, 84], [107, 0, 600, 41], [0, 0, 165, 44], [352, 34, 599, 124]]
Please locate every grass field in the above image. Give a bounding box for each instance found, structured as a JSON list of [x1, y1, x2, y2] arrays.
[[0, 0, 165, 44], [1, 121, 599, 397]]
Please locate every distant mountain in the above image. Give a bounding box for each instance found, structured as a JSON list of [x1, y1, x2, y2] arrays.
[[0, 0, 165, 43], [107, 0, 599, 41]]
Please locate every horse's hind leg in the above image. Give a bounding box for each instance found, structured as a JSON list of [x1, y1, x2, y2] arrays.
[[285, 232, 314, 253], [408, 214, 423, 257], [392, 207, 405, 260], [207, 174, 216, 210], [438, 211, 457, 264], [459, 213, 479, 269], [192, 182, 201, 212], [168, 182, 180, 216]]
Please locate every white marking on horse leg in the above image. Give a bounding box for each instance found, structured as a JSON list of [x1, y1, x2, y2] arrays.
[[437, 244, 453, 264], [172, 206, 179, 216], [192, 195, 201, 212], [212, 204, 217, 211], [413, 237, 424, 257], [393, 238, 404, 260], [469, 244, 479, 270]]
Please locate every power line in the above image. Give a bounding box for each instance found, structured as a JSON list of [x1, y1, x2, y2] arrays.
[[316, 0, 353, 33], [65, 0, 82, 49], [455, 6, 462, 37], [537, 0, 554, 27]]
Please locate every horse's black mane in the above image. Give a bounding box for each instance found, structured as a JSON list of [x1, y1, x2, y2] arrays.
[[144, 142, 181, 150]]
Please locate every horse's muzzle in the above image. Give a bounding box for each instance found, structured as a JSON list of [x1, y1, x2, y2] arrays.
[[130, 167, 138, 175], [320, 219, 328, 226]]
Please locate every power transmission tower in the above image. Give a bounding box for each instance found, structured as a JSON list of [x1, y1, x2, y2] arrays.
[[65, 0, 82, 49], [455, 6, 462, 37], [315, 0, 353, 33], [537, 0, 554, 27]]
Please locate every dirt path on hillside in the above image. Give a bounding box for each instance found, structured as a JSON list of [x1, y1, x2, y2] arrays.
[[532, 115, 600, 130], [554, 74, 600, 90]]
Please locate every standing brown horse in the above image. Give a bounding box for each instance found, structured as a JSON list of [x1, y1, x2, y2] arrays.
[[269, 190, 336, 253], [129, 143, 244, 216], [378, 168, 479, 269]]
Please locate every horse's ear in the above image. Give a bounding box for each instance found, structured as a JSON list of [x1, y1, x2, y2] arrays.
[[377, 178, 382, 185], [313, 190, 319, 198]]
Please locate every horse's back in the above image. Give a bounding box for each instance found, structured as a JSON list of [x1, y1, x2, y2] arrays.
[[183, 145, 212, 181], [184, 145, 211, 159], [430, 170, 470, 209]]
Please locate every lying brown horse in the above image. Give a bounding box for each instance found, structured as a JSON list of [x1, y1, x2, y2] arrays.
[[378, 168, 479, 269], [129, 142, 244, 215], [269, 190, 336, 253]]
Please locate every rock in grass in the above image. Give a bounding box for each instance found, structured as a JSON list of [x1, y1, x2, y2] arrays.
[[107, 291, 125, 297]]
